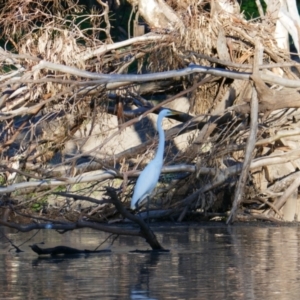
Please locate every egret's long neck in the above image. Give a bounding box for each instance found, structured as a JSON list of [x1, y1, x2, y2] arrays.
[[154, 113, 165, 163]]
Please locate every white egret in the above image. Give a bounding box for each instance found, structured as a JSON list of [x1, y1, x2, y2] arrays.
[[130, 109, 178, 211]]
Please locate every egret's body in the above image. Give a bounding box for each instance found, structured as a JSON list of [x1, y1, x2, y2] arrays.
[[131, 109, 176, 210]]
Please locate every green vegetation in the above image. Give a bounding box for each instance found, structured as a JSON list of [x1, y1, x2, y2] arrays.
[[240, 0, 266, 19]]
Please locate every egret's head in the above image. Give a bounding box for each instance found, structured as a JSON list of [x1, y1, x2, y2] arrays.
[[159, 109, 180, 118]]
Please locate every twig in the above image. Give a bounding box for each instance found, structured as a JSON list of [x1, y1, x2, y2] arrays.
[[8, 204, 67, 224], [255, 0, 265, 19], [53, 191, 111, 205], [18, 230, 41, 249], [96, 0, 113, 43], [2, 232, 23, 253], [256, 197, 283, 218], [94, 233, 118, 251]]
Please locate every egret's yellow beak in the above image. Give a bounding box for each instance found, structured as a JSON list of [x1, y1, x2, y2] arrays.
[[169, 110, 181, 116]]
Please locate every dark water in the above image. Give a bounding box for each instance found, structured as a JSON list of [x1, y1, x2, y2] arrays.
[[1, 224, 300, 300]]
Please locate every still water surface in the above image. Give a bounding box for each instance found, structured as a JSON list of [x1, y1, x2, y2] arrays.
[[1, 224, 300, 299]]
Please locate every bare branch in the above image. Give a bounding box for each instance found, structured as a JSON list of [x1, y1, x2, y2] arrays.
[[227, 41, 262, 224]]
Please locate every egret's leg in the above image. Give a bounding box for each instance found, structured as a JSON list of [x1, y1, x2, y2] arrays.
[[146, 196, 150, 224]]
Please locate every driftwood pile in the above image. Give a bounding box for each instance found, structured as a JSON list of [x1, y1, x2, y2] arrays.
[[0, 0, 300, 230]]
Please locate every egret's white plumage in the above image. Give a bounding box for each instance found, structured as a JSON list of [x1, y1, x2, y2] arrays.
[[130, 109, 176, 210]]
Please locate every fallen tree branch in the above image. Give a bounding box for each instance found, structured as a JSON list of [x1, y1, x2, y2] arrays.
[[104, 187, 166, 251], [227, 42, 262, 224], [29, 60, 300, 88], [0, 218, 142, 236]]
